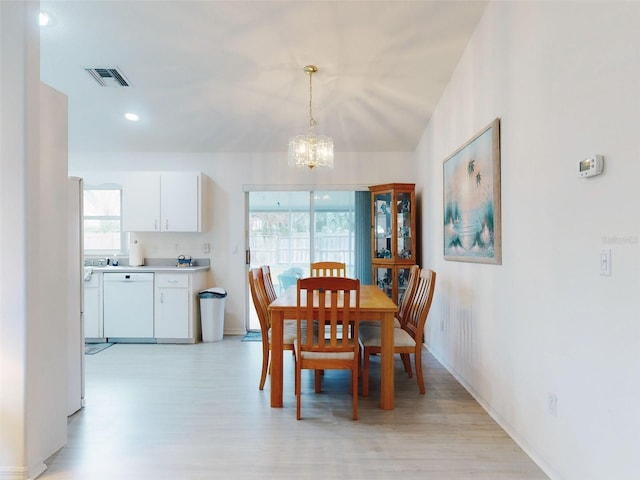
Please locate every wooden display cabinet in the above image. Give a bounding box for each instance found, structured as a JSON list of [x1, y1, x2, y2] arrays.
[[369, 183, 416, 303]]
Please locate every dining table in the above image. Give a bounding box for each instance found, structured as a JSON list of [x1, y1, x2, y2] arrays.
[[268, 284, 398, 410]]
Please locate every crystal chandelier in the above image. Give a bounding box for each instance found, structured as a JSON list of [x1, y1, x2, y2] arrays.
[[288, 65, 334, 169]]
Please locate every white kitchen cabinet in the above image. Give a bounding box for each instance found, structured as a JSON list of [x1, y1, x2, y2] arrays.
[[122, 171, 203, 232], [160, 173, 201, 232], [83, 272, 103, 340], [155, 271, 207, 343], [122, 173, 160, 232], [154, 274, 189, 339]]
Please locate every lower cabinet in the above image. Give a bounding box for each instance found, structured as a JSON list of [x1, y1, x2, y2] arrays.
[[83, 273, 103, 340], [372, 264, 415, 305], [154, 272, 207, 343], [155, 274, 190, 339], [85, 270, 208, 344]]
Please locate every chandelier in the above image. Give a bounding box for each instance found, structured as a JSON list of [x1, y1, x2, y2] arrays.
[[288, 65, 334, 169]]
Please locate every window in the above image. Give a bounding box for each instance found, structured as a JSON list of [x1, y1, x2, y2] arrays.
[[83, 187, 126, 253], [247, 190, 371, 330], [313, 191, 355, 267]]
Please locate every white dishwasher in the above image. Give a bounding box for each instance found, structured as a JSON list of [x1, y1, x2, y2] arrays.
[[103, 272, 154, 339]]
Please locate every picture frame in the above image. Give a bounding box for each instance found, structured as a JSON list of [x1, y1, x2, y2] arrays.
[[443, 118, 501, 264]]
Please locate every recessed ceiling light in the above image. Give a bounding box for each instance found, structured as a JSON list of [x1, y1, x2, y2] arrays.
[[39, 12, 51, 27], [124, 113, 140, 122]]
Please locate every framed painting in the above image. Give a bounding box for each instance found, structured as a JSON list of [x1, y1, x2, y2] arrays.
[[443, 118, 501, 264]]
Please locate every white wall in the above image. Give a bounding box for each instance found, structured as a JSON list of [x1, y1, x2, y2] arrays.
[[0, 2, 31, 477], [1, 2, 72, 479], [70, 151, 413, 334], [416, 2, 640, 479], [35, 81, 70, 471]]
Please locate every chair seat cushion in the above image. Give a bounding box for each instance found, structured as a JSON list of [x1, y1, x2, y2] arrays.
[[294, 337, 356, 360], [359, 325, 415, 348], [300, 349, 356, 360]]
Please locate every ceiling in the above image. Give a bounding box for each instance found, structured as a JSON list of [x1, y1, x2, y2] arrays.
[[39, 1, 487, 154]]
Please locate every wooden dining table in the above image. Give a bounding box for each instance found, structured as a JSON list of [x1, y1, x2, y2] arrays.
[[268, 284, 398, 410]]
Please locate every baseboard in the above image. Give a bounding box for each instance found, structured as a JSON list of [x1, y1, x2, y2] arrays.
[[224, 328, 247, 336], [0, 461, 45, 480], [423, 343, 560, 480], [0, 466, 27, 480], [156, 338, 196, 344]]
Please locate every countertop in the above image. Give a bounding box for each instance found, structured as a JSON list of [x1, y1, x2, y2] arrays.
[[90, 265, 210, 273]]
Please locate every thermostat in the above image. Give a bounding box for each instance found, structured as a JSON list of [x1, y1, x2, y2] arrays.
[[578, 154, 604, 178]]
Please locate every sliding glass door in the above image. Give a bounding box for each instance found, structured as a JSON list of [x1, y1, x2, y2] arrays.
[[246, 190, 368, 331]]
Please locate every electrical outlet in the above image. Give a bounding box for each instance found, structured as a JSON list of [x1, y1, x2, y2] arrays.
[[203, 243, 210, 254], [175, 243, 180, 253], [547, 393, 558, 417]]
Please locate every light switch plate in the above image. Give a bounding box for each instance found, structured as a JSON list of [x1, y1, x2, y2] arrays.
[[600, 248, 611, 276]]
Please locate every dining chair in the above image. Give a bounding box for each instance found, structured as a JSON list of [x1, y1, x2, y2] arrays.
[[260, 265, 278, 303], [294, 276, 361, 420], [310, 261, 346, 277], [248, 268, 297, 390], [359, 268, 436, 396], [278, 267, 304, 294]]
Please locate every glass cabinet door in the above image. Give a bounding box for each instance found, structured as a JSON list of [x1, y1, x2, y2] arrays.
[[373, 192, 392, 259], [373, 265, 414, 302], [396, 191, 413, 260], [397, 266, 412, 304], [374, 266, 393, 298]]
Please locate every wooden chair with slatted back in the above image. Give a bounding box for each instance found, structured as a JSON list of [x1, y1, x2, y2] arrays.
[[294, 276, 361, 420], [260, 265, 278, 303], [359, 268, 436, 396], [310, 261, 346, 277], [395, 265, 420, 327], [248, 268, 296, 390]]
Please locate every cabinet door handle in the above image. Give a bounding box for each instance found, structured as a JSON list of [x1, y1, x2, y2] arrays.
[[154, 219, 158, 230], [168, 280, 179, 283], [160, 292, 164, 303], [165, 219, 169, 230]]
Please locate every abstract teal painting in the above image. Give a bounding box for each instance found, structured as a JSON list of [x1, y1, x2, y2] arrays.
[[443, 118, 501, 264]]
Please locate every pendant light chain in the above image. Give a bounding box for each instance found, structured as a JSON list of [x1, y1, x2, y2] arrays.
[[308, 70, 317, 132]]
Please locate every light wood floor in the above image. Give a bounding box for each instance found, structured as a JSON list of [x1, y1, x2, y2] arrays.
[[42, 338, 548, 479]]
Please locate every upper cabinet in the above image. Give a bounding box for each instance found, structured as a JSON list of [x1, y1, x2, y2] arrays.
[[122, 172, 204, 232], [160, 172, 202, 232], [370, 183, 416, 263]]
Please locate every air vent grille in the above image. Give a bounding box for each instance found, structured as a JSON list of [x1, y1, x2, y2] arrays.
[[85, 67, 131, 87]]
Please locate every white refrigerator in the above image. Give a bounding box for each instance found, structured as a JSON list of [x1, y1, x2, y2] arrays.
[[68, 176, 84, 415]]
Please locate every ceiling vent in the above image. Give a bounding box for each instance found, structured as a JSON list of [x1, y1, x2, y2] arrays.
[[85, 67, 131, 87]]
